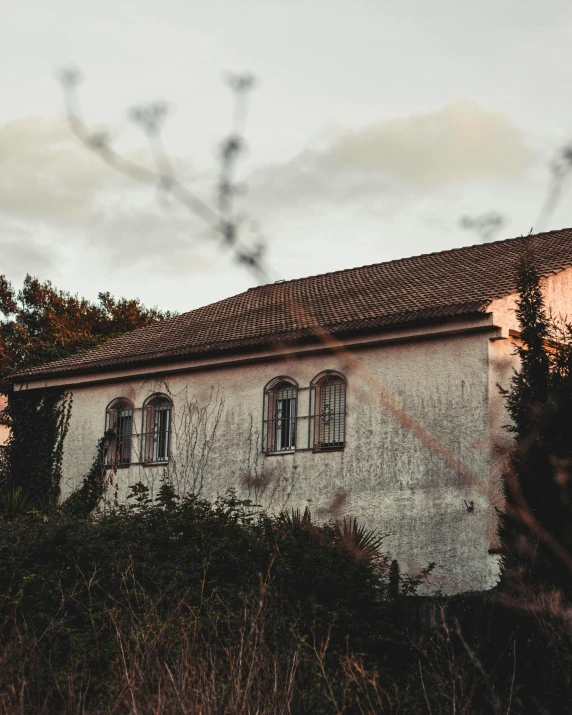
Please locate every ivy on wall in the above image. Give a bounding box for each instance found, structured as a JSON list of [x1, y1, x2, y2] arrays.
[[0, 273, 175, 509], [62, 436, 109, 516], [1, 386, 72, 505]]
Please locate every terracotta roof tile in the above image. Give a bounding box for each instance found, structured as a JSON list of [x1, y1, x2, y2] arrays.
[[14, 228, 572, 380]]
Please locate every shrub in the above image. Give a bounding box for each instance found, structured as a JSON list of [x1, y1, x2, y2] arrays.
[[0, 491, 411, 713]]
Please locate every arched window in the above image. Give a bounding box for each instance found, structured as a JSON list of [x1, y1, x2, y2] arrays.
[[263, 377, 298, 453], [311, 371, 346, 450], [105, 399, 134, 465], [142, 394, 172, 463]]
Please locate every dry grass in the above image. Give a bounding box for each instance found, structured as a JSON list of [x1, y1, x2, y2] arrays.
[[0, 586, 303, 715]]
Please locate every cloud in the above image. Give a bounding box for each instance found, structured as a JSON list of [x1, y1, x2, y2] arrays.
[[246, 101, 536, 226], [0, 221, 58, 275], [0, 115, 116, 223], [86, 203, 214, 276], [0, 102, 539, 311], [325, 101, 535, 185], [0, 115, 222, 285], [0, 115, 214, 275]]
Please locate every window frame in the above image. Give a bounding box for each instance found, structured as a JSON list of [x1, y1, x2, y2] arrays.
[[262, 376, 298, 454], [310, 370, 347, 452], [105, 398, 135, 467], [141, 393, 172, 465]]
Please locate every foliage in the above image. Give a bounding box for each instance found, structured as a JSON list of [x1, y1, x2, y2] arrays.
[[62, 437, 108, 516], [155, 476, 178, 510], [506, 244, 551, 437], [0, 486, 571, 712], [127, 480, 154, 508], [414, 591, 572, 714], [0, 274, 175, 380], [388, 559, 400, 602], [333, 515, 388, 562], [4, 246, 572, 711], [0, 491, 570, 713], [0, 388, 71, 504], [0, 492, 419, 712], [500, 244, 572, 596], [0, 485, 33, 519], [0, 275, 175, 506]]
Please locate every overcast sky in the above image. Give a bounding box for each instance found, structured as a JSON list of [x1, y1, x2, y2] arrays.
[[2, 0, 572, 313]]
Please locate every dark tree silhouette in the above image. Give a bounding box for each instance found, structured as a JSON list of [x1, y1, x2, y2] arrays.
[[500, 245, 572, 598], [0, 273, 174, 380]]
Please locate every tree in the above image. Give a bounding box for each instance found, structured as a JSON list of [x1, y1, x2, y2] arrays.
[[0, 273, 175, 380], [0, 275, 174, 500], [500, 245, 572, 598]]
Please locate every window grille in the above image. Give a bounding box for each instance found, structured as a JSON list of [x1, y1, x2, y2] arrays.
[[263, 378, 298, 453], [311, 372, 346, 450], [105, 399, 134, 465], [142, 394, 172, 463]]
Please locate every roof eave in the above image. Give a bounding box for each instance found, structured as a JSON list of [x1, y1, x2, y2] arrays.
[[10, 304, 491, 384]]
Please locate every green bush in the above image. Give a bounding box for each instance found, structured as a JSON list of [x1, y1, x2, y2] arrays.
[[0, 489, 413, 712]]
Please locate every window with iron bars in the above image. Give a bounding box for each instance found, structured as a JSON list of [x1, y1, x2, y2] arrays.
[[310, 372, 346, 450], [262, 378, 298, 453], [105, 399, 134, 466], [262, 371, 347, 454], [142, 394, 172, 463], [104, 395, 173, 467]]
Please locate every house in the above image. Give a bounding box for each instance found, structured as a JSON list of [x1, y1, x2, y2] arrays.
[[11, 229, 572, 594]]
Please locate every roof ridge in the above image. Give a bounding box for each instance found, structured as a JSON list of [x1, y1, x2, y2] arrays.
[[12, 227, 572, 382], [245, 226, 572, 293]]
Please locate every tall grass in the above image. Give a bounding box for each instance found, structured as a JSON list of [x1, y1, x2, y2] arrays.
[[0, 586, 302, 714]]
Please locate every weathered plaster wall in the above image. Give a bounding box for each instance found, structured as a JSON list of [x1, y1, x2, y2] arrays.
[[489, 267, 572, 336], [57, 330, 497, 595]]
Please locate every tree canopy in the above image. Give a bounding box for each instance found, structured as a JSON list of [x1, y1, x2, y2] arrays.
[[0, 274, 175, 381]]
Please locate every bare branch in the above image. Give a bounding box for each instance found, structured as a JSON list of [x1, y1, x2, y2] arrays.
[[58, 67, 270, 281], [460, 211, 505, 243], [536, 143, 572, 231]]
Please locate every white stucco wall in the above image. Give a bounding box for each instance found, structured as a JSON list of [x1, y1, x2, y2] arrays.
[[489, 267, 572, 337], [41, 322, 500, 595]]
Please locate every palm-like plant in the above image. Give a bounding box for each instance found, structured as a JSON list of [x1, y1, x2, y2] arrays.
[[277, 506, 313, 529], [277, 508, 387, 565], [0, 485, 33, 519], [334, 517, 387, 561]]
